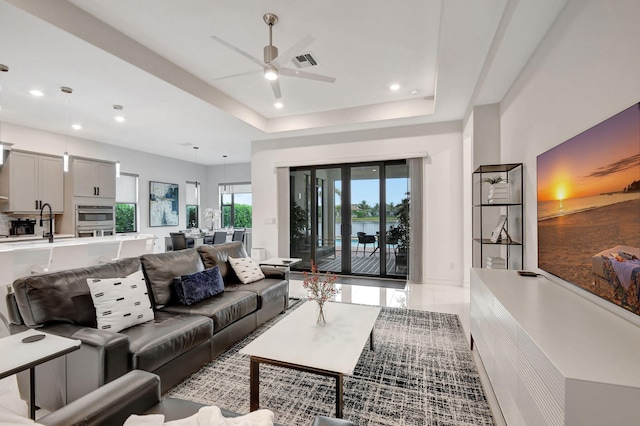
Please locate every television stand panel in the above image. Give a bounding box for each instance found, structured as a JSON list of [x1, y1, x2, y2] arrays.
[[471, 268, 640, 425]]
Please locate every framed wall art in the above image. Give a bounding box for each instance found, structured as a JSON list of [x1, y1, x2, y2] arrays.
[[149, 181, 179, 227]]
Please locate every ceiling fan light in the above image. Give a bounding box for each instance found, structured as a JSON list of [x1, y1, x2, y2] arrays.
[[264, 65, 278, 81]]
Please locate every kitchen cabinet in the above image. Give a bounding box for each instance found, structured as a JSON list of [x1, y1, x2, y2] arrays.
[[0, 151, 64, 213], [73, 159, 116, 198]]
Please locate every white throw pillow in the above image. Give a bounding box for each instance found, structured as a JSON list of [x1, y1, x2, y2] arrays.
[[228, 256, 265, 284], [87, 270, 154, 333]]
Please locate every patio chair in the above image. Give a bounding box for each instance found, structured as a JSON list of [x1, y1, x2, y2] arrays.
[[355, 232, 376, 257]]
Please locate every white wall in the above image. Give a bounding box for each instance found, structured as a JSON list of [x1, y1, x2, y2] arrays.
[[2, 122, 213, 252], [251, 121, 465, 285], [498, 0, 640, 323]]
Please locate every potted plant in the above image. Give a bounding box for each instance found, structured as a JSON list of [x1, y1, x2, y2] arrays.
[[290, 201, 308, 254], [394, 193, 410, 272]]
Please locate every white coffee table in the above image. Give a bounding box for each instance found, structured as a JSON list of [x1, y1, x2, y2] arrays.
[[240, 301, 381, 418], [0, 329, 81, 419]]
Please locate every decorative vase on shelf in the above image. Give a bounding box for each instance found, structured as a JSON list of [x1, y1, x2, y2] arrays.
[[303, 261, 338, 326]]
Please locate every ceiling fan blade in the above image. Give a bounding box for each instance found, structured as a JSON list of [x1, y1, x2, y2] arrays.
[[269, 79, 282, 99], [210, 35, 264, 67], [212, 70, 261, 81], [274, 35, 315, 67], [280, 67, 336, 83]]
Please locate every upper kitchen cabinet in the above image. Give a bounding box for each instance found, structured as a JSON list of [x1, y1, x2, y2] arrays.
[[73, 158, 116, 198], [0, 151, 64, 213]]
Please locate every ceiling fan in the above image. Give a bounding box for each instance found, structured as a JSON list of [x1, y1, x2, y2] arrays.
[[210, 13, 336, 100]]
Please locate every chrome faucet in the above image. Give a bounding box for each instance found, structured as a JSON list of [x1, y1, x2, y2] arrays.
[[39, 202, 54, 243]]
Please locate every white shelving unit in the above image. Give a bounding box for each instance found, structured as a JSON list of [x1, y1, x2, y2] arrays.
[[472, 163, 523, 270]]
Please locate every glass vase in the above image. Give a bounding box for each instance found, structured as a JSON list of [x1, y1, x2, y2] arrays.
[[316, 302, 326, 326]]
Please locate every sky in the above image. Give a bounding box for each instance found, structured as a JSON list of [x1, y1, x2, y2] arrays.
[[347, 178, 409, 206], [537, 103, 640, 201]]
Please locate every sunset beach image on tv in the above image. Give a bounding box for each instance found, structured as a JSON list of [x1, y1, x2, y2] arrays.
[[537, 103, 640, 315]]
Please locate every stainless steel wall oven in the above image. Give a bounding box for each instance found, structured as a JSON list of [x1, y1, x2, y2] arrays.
[[76, 205, 115, 237]]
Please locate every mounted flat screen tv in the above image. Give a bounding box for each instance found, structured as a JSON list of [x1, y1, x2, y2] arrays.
[[537, 103, 640, 316]]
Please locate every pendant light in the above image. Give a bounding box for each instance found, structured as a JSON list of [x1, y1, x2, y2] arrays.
[[221, 154, 228, 194], [114, 105, 124, 178], [61, 86, 73, 172], [193, 146, 199, 198], [0, 64, 8, 166]]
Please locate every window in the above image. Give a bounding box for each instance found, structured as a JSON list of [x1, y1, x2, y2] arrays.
[[116, 173, 138, 233], [219, 183, 252, 228], [186, 181, 200, 228]]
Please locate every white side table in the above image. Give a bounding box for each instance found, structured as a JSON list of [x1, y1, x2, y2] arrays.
[[0, 329, 81, 419], [259, 257, 302, 269]]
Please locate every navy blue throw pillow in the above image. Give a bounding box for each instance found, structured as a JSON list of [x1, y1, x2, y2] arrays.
[[173, 266, 224, 305]]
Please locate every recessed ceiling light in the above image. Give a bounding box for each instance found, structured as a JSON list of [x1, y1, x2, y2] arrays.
[[114, 116, 125, 123], [30, 89, 44, 97], [390, 83, 401, 91], [274, 102, 284, 109], [410, 89, 420, 95], [71, 124, 82, 130]]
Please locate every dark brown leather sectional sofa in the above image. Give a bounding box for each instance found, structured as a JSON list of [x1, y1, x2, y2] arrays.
[[8, 241, 289, 411]]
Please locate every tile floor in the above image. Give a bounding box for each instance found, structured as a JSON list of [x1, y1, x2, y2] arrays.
[[290, 277, 507, 426]]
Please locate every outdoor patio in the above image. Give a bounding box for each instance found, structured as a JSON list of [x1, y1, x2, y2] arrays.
[[315, 247, 406, 276]]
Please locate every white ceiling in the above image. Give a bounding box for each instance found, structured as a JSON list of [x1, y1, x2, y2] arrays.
[[0, 0, 567, 165]]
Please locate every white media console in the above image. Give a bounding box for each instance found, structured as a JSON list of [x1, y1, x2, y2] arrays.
[[470, 268, 640, 425]]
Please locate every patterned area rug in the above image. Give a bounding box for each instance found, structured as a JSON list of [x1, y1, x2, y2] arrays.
[[167, 301, 494, 425]]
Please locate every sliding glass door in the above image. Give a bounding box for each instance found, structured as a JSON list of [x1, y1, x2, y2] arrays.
[[350, 164, 381, 275], [290, 167, 343, 274], [290, 160, 408, 279]]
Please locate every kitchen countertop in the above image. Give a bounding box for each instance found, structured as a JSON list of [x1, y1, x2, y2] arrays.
[[0, 234, 75, 243], [0, 235, 153, 252]]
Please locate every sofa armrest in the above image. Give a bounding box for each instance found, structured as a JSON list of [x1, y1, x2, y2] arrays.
[[38, 370, 161, 426], [311, 416, 355, 426], [40, 324, 131, 403]]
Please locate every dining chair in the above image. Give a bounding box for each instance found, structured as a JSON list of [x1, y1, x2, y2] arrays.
[[213, 231, 228, 244], [232, 229, 245, 243], [170, 232, 193, 251]]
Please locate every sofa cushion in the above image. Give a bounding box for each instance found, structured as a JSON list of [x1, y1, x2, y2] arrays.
[[119, 311, 213, 373], [13, 258, 142, 328], [173, 267, 225, 306], [228, 257, 265, 284], [87, 270, 154, 332], [141, 249, 205, 307], [161, 291, 257, 333], [196, 242, 248, 284], [229, 278, 289, 309]]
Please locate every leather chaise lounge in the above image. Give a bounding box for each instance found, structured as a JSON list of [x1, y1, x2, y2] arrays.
[[7, 241, 289, 410]]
